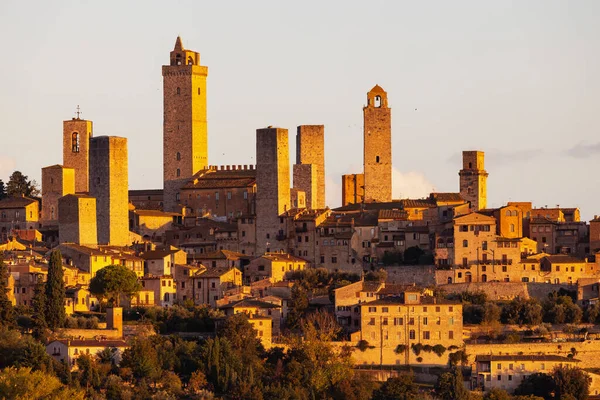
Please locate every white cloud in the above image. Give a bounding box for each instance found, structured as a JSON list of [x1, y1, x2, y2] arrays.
[[392, 168, 435, 200], [0, 156, 16, 181], [326, 175, 342, 209]]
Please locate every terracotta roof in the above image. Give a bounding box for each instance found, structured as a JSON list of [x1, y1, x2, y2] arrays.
[[530, 217, 558, 224], [400, 199, 436, 208], [58, 243, 106, 256], [378, 209, 408, 220], [369, 84, 386, 93], [333, 201, 404, 212], [544, 255, 586, 264], [219, 298, 281, 309], [139, 250, 179, 259], [129, 189, 164, 196], [260, 253, 308, 263], [198, 249, 247, 260], [197, 266, 238, 278], [182, 168, 256, 190], [430, 192, 464, 203], [0, 196, 38, 209], [364, 295, 458, 306]]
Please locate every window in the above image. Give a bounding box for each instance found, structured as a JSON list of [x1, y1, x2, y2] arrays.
[[508, 375, 513, 381], [423, 331, 430, 340], [510, 224, 515, 233], [497, 363, 502, 370], [176, 152, 181, 161], [449, 331, 454, 339], [482, 241, 488, 250], [72, 132, 80, 152], [215, 192, 220, 201], [409, 317, 415, 325], [423, 317, 428, 325], [227, 192, 232, 200], [409, 330, 415, 340], [382, 318, 388, 325], [436, 306, 440, 312], [382, 307, 389, 313], [394, 318, 403, 325], [243, 191, 248, 199], [176, 87, 181, 95], [376, 155, 380, 163], [176, 168, 180, 177], [331, 257, 337, 263], [198, 88, 201, 95], [497, 375, 502, 381], [449, 317, 454, 325], [509, 363, 513, 370], [369, 318, 375, 325]]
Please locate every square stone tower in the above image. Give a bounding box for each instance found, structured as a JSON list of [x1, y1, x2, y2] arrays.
[[89, 136, 129, 246], [162, 36, 208, 212], [256, 127, 290, 254], [41, 165, 75, 226], [363, 85, 392, 203], [342, 173, 365, 206], [459, 150, 488, 211], [58, 194, 97, 246], [63, 117, 93, 193], [294, 125, 325, 209]]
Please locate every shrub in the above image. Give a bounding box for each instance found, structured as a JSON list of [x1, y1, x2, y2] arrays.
[[416, 357, 423, 363], [411, 343, 423, 356], [395, 344, 407, 354], [357, 340, 370, 352], [433, 344, 447, 357]]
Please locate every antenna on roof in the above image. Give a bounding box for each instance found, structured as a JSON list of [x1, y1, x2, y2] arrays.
[[75, 105, 82, 120]]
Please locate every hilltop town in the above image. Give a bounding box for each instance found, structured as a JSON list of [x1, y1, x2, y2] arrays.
[[1, 37, 600, 399]]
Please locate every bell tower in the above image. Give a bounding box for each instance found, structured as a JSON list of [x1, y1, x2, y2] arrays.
[[162, 36, 208, 211], [363, 85, 392, 203], [459, 150, 488, 211]]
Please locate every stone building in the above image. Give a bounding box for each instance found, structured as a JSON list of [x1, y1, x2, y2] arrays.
[[459, 151, 488, 211], [163, 36, 208, 212], [89, 136, 129, 246], [0, 197, 39, 241], [58, 194, 97, 246], [41, 165, 75, 226], [293, 125, 325, 209], [63, 117, 93, 193], [179, 165, 256, 221], [140, 275, 177, 307], [244, 252, 308, 284], [128, 189, 164, 210], [363, 85, 392, 203], [193, 266, 242, 307], [129, 209, 179, 239], [591, 216, 600, 253], [341, 173, 364, 206], [255, 127, 290, 254], [355, 290, 463, 364]]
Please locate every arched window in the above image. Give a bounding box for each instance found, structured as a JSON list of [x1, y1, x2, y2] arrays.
[[176, 152, 181, 161], [187, 56, 194, 65], [505, 210, 511, 216], [176, 54, 182, 65], [176, 87, 180, 95], [374, 95, 382, 108], [462, 239, 468, 248], [512, 210, 518, 216], [177, 169, 180, 177], [72, 132, 80, 153], [482, 274, 487, 282], [447, 277, 452, 284]]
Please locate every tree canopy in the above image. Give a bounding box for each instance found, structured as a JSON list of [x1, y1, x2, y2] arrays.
[[0, 257, 15, 329], [89, 264, 141, 306], [5, 171, 39, 198], [45, 250, 66, 330]]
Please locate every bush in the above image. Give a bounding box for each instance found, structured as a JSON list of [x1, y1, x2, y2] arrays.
[[416, 357, 423, 363], [433, 344, 447, 357], [411, 343, 423, 356], [395, 344, 407, 354], [357, 340, 370, 352]]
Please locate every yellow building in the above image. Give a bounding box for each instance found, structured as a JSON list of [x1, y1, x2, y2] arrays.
[[46, 339, 128, 369], [193, 266, 242, 307], [219, 298, 282, 336], [355, 290, 463, 365], [245, 252, 307, 284], [65, 286, 99, 314], [474, 354, 579, 393], [140, 275, 177, 307], [0, 196, 40, 241], [129, 209, 179, 239]]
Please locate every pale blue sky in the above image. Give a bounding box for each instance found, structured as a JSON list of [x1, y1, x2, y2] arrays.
[[0, 1, 599, 218]]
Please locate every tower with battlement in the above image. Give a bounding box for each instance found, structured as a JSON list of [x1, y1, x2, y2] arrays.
[[256, 127, 290, 254], [293, 125, 325, 209], [90, 136, 129, 246], [459, 150, 488, 211], [363, 85, 392, 203], [63, 115, 93, 193], [162, 36, 208, 212]]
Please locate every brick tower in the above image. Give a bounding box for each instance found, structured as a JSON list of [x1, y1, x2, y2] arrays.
[[459, 150, 488, 211], [293, 125, 325, 209], [162, 36, 208, 212], [89, 136, 129, 246], [256, 127, 290, 254], [363, 85, 392, 203], [63, 115, 93, 193], [58, 194, 97, 246]]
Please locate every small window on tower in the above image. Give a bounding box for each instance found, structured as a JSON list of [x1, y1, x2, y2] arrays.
[[375, 95, 382, 108], [72, 132, 80, 153], [176, 152, 181, 161], [198, 88, 201, 95], [176, 87, 181, 95], [176, 169, 181, 177], [376, 156, 380, 163], [176, 193, 180, 201], [469, 162, 472, 169], [187, 57, 193, 65]]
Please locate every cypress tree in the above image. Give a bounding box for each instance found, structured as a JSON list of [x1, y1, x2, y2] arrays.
[[0, 256, 16, 329], [45, 250, 66, 330], [31, 279, 48, 340]]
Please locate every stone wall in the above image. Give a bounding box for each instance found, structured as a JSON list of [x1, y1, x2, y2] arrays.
[[63, 119, 93, 193], [41, 165, 75, 226], [296, 125, 325, 208]]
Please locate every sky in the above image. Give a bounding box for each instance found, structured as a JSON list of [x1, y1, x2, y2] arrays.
[[0, 1, 599, 219]]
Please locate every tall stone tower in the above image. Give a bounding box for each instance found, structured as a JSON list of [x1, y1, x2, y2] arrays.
[[41, 165, 75, 226], [63, 117, 93, 193], [363, 85, 392, 203], [256, 127, 290, 254], [293, 125, 325, 209], [459, 150, 488, 211], [162, 36, 208, 212], [341, 173, 364, 206], [89, 136, 129, 246]]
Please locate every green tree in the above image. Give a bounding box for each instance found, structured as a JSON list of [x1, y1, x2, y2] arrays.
[[0, 367, 85, 399], [483, 388, 511, 400], [120, 337, 162, 382], [0, 179, 6, 200], [287, 284, 309, 329], [403, 246, 424, 264], [45, 251, 66, 330], [552, 365, 590, 400], [5, 171, 39, 198], [31, 280, 48, 340], [435, 367, 469, 400], [514, 372, 555, 400], [89, 264, 141, 306], [76, 354, 101, 391], [373, 373, 420, 400], [0, 257, 15, 329]]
